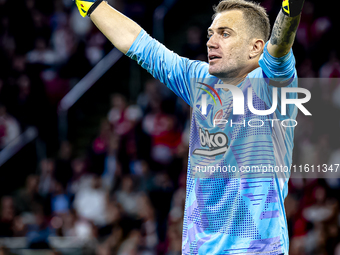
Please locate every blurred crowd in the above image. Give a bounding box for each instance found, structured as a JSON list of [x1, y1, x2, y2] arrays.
[[0, 77, 189, 254], [1, 0, 340, 254]]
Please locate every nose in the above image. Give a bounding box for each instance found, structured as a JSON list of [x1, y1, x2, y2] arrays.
[[207, 34, 218, 49]]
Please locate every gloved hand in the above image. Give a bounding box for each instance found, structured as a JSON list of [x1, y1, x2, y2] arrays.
[[75, 0, 103, 17]]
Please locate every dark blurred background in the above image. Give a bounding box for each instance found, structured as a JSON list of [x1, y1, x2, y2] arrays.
[[0, 0, 340, 254]]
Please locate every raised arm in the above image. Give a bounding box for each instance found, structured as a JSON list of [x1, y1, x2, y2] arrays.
[[74, 0, 204, 107], [267, 0, 304, 58], [76, 0, 142, 54]]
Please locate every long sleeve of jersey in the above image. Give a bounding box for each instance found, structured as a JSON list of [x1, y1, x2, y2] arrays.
[[126, 29, 212, 107], [258, 41, 296, 80]]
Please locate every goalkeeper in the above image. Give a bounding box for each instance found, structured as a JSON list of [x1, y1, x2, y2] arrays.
[[75, 0, 304, 254]]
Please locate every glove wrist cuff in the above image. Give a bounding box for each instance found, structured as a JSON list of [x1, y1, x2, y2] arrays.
[[282, 0, 305, 17], [87, 0, 106, 17]]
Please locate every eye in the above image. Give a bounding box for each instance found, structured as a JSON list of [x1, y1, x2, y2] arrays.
[[207, 34, 212, 39], [222, 32, 229, 38]]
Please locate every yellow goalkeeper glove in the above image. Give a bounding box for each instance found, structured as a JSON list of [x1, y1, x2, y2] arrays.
[[282, 0, 305, 17], [75, 0, 104, 17]]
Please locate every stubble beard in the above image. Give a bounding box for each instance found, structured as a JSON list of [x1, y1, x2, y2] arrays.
[[209, 62, 243, 80], [209, 50, 250, 82]]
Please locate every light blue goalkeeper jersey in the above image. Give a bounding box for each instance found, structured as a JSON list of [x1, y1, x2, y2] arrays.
[[127, 29, 298, 255]]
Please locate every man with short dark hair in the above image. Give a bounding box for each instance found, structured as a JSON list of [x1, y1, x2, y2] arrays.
[[74, 0, 304, 254]]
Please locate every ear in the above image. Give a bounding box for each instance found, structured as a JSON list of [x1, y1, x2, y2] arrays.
[[249, 38, 265, 59]]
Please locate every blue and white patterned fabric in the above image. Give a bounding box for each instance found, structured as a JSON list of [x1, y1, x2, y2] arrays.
[[127, 29, 298, 255]]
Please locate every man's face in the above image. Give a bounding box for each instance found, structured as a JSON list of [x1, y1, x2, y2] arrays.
[[207, 10, 251, 79]]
